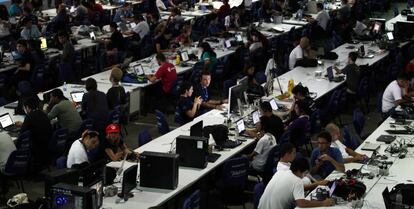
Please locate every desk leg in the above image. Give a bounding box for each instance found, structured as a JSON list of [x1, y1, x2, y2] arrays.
[[129, 88, 141, 114]]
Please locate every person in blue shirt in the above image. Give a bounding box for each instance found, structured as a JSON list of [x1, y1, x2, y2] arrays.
[[113, 3, 133, 23], [310, 131, 345, 179], [208, 13, 225, 36], [286, 99, 310, 147], [9, 0, 23, 17], [193, 71, 224, 111], [175, 82, 202, 125]]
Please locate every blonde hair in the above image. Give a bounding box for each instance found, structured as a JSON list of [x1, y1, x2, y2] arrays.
[[110, 67, 123, 83]]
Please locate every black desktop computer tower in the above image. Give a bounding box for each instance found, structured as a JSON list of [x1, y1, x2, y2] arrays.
[[139, 151, 179, 190], [51, 183, 97, 209], [176, 135, 208, 169], [44, 168, 79, 199]]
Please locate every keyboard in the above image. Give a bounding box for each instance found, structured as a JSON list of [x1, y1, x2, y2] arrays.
[[5, 125, 20, 133], [208, 153, 221, 163], [222, 140, 242, 148], [385, 129, 412, 135]]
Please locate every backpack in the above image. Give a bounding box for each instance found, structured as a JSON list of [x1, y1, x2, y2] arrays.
[[330, 178, 366, 200]]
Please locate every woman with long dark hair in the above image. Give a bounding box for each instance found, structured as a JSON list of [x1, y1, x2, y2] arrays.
[[198, 42, 217, 72]]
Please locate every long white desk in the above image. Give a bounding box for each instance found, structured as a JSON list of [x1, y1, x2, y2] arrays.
[[160, 9, 212, 17], [331, 42, 389, 67], [102, 109, 256, 208], [385, 13, 414, 32]]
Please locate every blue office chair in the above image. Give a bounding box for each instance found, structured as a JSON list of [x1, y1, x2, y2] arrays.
[[77, 119, 94, 138], [49, 128, 69, 158], [107, 109, 120, 125], [2, 150, 31, 192], [31, 65, 46, 92], [138, 129, 152, 147], [15, 131, 31, 151], [56, 156, 67, 169], [182, 189, 201, 209], [253, 182, 265, 209], [223, 79, 236, 99], [357, 77, 369, 111], [310, 109, 322, 135], [155, 110, 170, 135], [342, 125, 358, 150], [255, 71, 267, 84], [353, 108, 365, 138]]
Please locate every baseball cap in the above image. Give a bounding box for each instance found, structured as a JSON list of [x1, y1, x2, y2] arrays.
[[106, 124, 120, 134]]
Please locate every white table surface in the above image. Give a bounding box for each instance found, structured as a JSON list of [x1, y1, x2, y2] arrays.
[[385, 14, 414, 31], [331, 42, 389, 67]]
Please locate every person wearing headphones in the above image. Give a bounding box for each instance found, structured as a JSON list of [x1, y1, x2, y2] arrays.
[[67, 130, 100, 168]]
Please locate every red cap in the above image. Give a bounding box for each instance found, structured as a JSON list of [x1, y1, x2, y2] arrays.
[[106, 124, 120, 134]]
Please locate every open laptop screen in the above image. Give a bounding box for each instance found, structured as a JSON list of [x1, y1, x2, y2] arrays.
[[252, 110, 260, 125], [236, 119, 245, 134], [269, 99, 278, 111], [134, 64, 144, 76], [70, 92, 84, 103], [0, 113, 13, 128], [181, 51, 189, 62], [40, 37, 48, 50]]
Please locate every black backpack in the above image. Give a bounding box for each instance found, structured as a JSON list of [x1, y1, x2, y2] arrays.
[[389, 184, 414, 206], [330, 178, 366, 200]]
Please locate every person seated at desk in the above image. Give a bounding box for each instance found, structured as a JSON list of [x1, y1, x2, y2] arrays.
[[156, 0, 176, 11], [167, 8, 185, 36], [246, 101, 284, 141], [198, 42, 217, 72], [106, 67, 126, 110], [58, 30, 75, 82], [113, 3, 133, 23], [67, 130, 100, 168], [274, 0, 285, 13], [259, 157, 335, 209], [174, 24, 192, 46], [47, 4, 69, 33], [82, 78, 109, 132], [288, 85, 315, 122], [193, 71, 224, 111], [224, 9, 241, 30], [325, 123, 367, 163], [304, 3, 330, 38], [72, 0, 90, 25], [20, 17, 41, 40], [155, 28, 174, 53], [14, 39, 35, 81], [217, 0, 231, 19], [15, 97, 52, 172], [104, 124, 136, 161], [247, 29, 268, 53], [288, 37, 313, 70], [15, 81, 41, 115], [244, 116, 278, 173], [9, 0, 23, 17], [208, 13, 226, 36], [87, 0, 104, 21], [98, 22, 126, 66], [259, 0, 274, 22], [333, 52, 360, 102], [124, 15, 150, 41], [147, 53, 177, 95], [285, 100, 310, 147], [277, 142, 329, 190], [20, 7, 38, 26], [176, 82, 202, 124], [382, 72, 412, 116], [46, 88, 82, 138], [310, 131, 345, 179]]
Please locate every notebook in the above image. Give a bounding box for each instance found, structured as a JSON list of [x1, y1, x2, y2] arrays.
[[361, 142, 380, 151]]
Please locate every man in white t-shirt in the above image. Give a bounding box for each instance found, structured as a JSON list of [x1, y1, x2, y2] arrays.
[[288, 37, 311, 70], [382, 72, 411, 115], [67, 130, 99, 168], [277, 142, 328, 190], [0, 132, 16, 169], [259, 157, 335, 209], [124, 15, 150, 40], [325, 123, 367, 163]]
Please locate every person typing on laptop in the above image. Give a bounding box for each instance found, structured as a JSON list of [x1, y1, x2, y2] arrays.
[[246, 101, 284, 141], [104, 124, 137, 162], [193, 71, 224, 111], [67, 130, 100, 168], [325, 123, 367, 163]]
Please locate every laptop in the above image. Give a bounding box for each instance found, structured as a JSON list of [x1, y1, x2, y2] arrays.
[[235, 34, 243, 42], [133, 64, 145, 76], [190, 120, 203, 137], [382, 187, 392, 209], [89, 32, 96, 41], [387, 32, 394, 41], [70, 91, 84, 103], [129, 22, 136, 28], [269, 98, 279, 111], [329, 181, 337, 197], [235, 119, 246, 135], [0, 113, 20, 133], [11, 51, 22, 61], [252, 110, 261, 125], [361, 142, 380, 151], [40, 37, 48, 50], [180, 51, 191, 66], [327, 66, 344, 82], [376, 135, 396, 143]]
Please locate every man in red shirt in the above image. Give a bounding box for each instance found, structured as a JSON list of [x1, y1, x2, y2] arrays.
[[147, 53, 177, 94]]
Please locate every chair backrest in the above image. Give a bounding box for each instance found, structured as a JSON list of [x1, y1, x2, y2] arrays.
[[56, 156, 67, 169], [327, 90, 341, 114], [222, 157, 249, 189], [310, 109, 321, 134], [377, 92, 383, 113], [189, 62, 205, 85], [353, 108, 365, 136], [50, 128, 69, 155], [255, 71, 267, 84], [107, 109, 120, 125], [357, 77, 369, 97], [138, 129, 152, 147], [253, 182, 265, 209], [155, 110, 170, 135], [182, 189, 201, 209], [77, 119, 94, 137], [4, 150, 31, 175], [15, 130, 31, 150]]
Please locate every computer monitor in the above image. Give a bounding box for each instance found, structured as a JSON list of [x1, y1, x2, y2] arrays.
[[228, 83, 248, 115], [40, 37, 48, 50], [269, 98, 278, 111], [181, 51, 189, 62], [394, 21, 414, 40], [70, 91, 84, 103], [369, 18, 385, 35], [79, 160, 106, 188], [252, 110, 261, 125], [119, 164, 138, 201], [190, 120, 203, 137], [88, 179, 103, 209], [387, 32, 394, 41], [0, 113, 14, 129], [133, 64, 144, 76], [382, 187, 392, 209]]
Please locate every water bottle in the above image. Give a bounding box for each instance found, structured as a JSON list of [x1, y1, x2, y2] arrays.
[[396, 190, 403, 208], [63, 82, 67, 92], [323, 0, 328, 10]]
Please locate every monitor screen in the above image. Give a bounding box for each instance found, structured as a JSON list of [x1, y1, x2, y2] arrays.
[[89, 32, 96, 40], [134, 64, 144, 76], [326, 66, 334, 81], [387, 32, 394, 40], [229, 83, 248, 114], [190, 121, 203, 137], [225, 39, 232, 48], [121, 165, 138, 198], [372, 21, 382, 33], [329, 181, 336, 197], [130, 22, 136, 28], [269, 99, 278, 111], [236, 119, 245, 133], [252, 110, 261, 124], [40, 37, 47, 50], [70, 92, 84, 103], [0, 113, 13, 128], [89, 179, 103, 208], [181, 51, 189, 62], [235, 34, 243, 42]]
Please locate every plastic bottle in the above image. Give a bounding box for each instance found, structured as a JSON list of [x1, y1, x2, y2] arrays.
[[287, 79, 294, 95], [63, 82, 67, 92], [176, 54, 181, 65]]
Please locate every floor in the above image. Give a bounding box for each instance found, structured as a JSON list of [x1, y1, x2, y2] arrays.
[[0, 1, 409, 208]]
